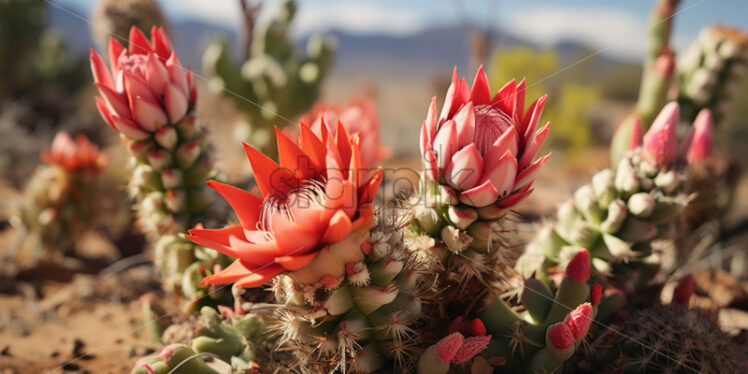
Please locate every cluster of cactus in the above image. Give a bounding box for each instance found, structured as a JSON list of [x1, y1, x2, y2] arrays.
[[578, 279, 746, 374], [11, 132, 107, 258], [202, 0, 335, 155], [266, 211, 424, 373], [133, 306, 266, 374], [676, 26, 748, 123], [474, 250, 598, 374], [90, 0, 169, 52], [90, 27, 228, 296], [518, 103, 710, 287]]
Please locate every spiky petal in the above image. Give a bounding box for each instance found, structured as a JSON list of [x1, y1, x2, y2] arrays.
[[642, 102, 679, 167]]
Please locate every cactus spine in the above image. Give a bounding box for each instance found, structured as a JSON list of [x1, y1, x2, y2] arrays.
[[268, 211, 423, 373], [203, 0, 335, 156]]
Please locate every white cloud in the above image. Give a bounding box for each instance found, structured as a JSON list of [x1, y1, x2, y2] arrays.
[[292, 1, 426, 36], [508, 6, 647, 59]]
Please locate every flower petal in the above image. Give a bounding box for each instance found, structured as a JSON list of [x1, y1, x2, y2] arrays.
[[132, 96, 167, 131], [520, 95, 547, 142], [150, 26, 173, 61], [519, 122, 550, 170], [470, 66, 491, 105], [515, 153, 550, 191], [200, 259, 253, 286], [233, 264, 285, 288], [459, 180, 499, 207], [145, 53, 169, 97], [186, 225, 245, 258], [446, 143, 483, 191], [164, 83, 188, 123], [322, 210, 353, 243], [491, 79, 517, 118], [480, 150, 517, 197], [90, 49, 114, 89], [453, 102, 476, 148], [206, 181, 262, 231], [242, 142, 294, 197], [275, 127, 316, 181], [432, 120, 459, 171], [275, 252, 320, 271]]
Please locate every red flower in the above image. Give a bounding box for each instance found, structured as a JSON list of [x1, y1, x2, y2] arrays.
[[188, 122, 382, 288], [299, 97, 390, 171], [41, 131, 107, 174]]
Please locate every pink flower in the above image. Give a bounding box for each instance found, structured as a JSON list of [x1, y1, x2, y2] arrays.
[[642, 102, 679, 167], [565, 249, 590, 283], [299, 97, 389, 170], [685, 109, 713, 163], [420, 66, 550, 208], [90, 26, 196, 140]]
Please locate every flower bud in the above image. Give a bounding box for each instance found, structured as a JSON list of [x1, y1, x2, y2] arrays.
[[614, 158, 640, 196], [574, 184, 603, 224], [161, 169, 183, 190], [155, 125, 178, 150], [413, 205, 442, 236], [591, 169, 615, 207], [654, 170, 679, 193], [147, 150, 171, 171], [447, 205, 477, 230], [627, 192, 655, 217], [176, 141, 201, 169]]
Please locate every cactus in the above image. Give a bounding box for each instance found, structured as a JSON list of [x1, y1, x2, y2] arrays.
[[580, 303, 745, 374], [417, 318, 492, 374], [471, 249, 599, 373], [132, 306, 265, 374], [611, 0, 680, 166], [676, 26, 748, 124], [517, 103, 710, 288], [90, 0, 168, 53], [410, 67, 550, 309], [90, 27, 229, 296], [266, 210, 424, 373], [202, 0, 335, 156], [12, 132, 107, 258]]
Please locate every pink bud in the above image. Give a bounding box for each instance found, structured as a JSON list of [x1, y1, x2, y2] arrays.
[[470, 318, 487, 336], [566, 249, 591, 283], [590, 284, 602, 306], [158, 347, 173, 359], [673, 274, 694, 304], [547, 322, 575, 350], [629, 118, 642, 150], [437, 332, 464, 363], [452, 335, 491, 364], [686, 109, 713, 164], [642, 102, 679, 167], [564, 303, 593, 339]]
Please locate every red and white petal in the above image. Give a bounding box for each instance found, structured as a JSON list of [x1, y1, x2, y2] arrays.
[[480, 150, 517, 197], [518, 122, 550, 170], [95, 83, 130, 119], [446, 143, 483, 191], [514, 153, 550, 191], [459, 180, 499, 207], [132, 96, 167, 131], [107, 37, 124, 71], [432, 120, 460, 172], [123, 71, 156, 103], [128, 27, 152, 56], [453, 102, 476, 148], [470, 66, 492, 105], [145, 53, 169, 97], [89, 50, 114, 89], [490, 79, 517, 118], [165, 52, 188, 96], [164, 83, 188, 123], [520, 95, 548, 142], [111, 115, 150, 140], [483, 126, 519, 163]]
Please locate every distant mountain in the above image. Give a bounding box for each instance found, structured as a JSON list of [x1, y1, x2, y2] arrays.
[[46, 4, 626, 79]]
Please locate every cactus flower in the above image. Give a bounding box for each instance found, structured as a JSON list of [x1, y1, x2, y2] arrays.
[[299, 97, 389, 170], [642, 102, 679, 167], [41, 131, 107, 174], [547, 322, 575, 350], [565, 249, 591, 283], [684, 109, 713, 163], [188, 122, 382, 288], [563, 303, 593, 339], [420, 66, 550, 208], [91, 26, 196, 140]]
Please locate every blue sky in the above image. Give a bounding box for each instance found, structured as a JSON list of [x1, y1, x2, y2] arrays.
[[56, 0, 748, 59]]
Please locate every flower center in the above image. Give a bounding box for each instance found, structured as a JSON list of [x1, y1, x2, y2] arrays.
[[473, 105, 514, 154], [117, 54, 148, 77], [258, 179, 326, 233]]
